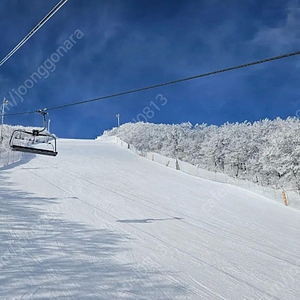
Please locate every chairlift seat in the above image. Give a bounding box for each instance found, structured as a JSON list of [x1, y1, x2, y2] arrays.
[[11, 145, 58, 156]]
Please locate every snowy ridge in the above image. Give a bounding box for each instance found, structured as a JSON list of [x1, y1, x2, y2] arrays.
[[98, 135, 300, 210]]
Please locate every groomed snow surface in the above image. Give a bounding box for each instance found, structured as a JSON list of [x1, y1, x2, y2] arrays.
[[1, 139, 300, 299]]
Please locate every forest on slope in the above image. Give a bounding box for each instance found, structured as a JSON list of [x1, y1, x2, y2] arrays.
[[104, 118, 300, 192]]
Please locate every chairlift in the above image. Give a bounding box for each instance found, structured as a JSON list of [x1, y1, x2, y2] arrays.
[[9, 109, 58, 156]]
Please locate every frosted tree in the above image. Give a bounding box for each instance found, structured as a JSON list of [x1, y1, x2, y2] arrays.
[[104, 117, 300, 192]]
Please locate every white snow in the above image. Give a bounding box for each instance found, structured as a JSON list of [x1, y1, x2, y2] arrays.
[[0, 138, 300, 299]]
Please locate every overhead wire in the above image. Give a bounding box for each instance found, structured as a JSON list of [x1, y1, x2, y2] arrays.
[[0, 0, 68, 68], [3, 49, 300, 117]]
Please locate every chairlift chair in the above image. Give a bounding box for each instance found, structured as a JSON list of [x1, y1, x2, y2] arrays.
[[9, 109, 58, 156]]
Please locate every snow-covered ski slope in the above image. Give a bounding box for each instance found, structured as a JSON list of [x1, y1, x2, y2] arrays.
[[1, 139, 300, 300]]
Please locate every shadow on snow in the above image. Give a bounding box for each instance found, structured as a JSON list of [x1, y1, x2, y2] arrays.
[[116, 217, 184, 224], [0, 172, 187, 299]]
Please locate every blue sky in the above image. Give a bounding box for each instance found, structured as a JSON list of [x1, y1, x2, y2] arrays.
[[1, 0, 300, 138]]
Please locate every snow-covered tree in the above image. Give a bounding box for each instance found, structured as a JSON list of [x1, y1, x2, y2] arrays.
[[103, 117, 300, 192]]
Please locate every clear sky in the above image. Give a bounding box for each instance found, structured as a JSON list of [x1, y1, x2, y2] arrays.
[[1, 0, 300, 138]]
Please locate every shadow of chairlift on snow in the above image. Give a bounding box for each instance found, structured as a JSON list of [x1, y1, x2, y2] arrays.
[[9, 109, 58, 157], [116, 217, 183, 224]]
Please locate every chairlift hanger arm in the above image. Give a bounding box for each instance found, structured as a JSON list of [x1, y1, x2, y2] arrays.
[[37, 108, 48, 133]]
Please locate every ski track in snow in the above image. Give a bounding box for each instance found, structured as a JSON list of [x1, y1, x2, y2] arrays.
[[0, 139, 300, 300]]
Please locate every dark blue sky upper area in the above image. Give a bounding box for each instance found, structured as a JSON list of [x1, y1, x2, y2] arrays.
[[1, 0, 300, 138]]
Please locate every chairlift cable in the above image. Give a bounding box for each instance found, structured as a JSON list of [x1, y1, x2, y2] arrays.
[[3, 49, 300, 117], [0, 0, 68, 68]]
